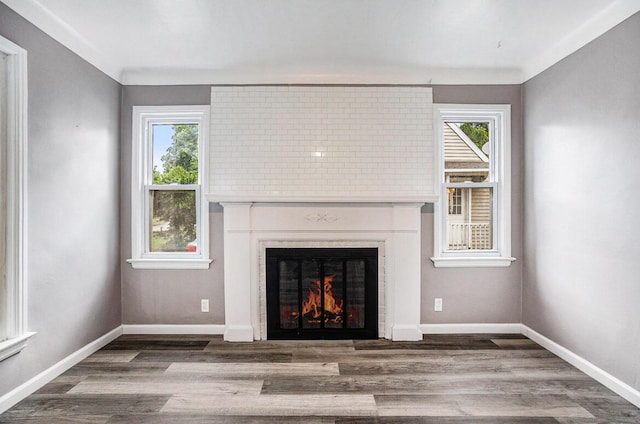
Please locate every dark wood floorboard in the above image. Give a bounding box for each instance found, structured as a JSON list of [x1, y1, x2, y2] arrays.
[[1, 334, 637, 423], [102, 339, 210, 351], [132, 350, 293, 363]]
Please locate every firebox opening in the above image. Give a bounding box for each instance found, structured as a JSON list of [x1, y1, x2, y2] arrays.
[[266, 248, 378, 340]]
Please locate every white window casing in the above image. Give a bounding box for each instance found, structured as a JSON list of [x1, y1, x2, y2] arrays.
[[431, 104, 515, 268], [0, 36, 35, 362], [128, 106, 212, 269]]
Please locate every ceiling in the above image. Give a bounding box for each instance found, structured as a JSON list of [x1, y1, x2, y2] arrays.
[[2, 0, 639, 85]]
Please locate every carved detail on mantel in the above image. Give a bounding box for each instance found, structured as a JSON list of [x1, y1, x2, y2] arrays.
[[304, 212, 341, 223]]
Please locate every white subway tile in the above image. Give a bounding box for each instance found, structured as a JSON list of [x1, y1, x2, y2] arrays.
[[209, 86, 434, 197]]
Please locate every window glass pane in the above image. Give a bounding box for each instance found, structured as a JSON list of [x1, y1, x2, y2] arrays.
[[443, 122, 490, 182], [150, 190, 196, 252], [152, 124, 199, 185], [446, 187, 493, 250], [448, 188, 462, 215]]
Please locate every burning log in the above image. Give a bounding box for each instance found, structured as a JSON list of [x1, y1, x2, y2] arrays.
[[301, 274, 344, 323]]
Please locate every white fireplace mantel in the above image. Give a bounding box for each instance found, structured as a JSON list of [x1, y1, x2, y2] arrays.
[[217, 200, 425, 342], [207, 194, 438, 204]]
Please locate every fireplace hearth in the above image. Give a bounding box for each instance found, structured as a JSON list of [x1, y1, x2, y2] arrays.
[[266, 248, 378, 339]]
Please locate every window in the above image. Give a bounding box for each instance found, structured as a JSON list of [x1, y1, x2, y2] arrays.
[[431, 104, 515, 267], [0, 35, 33, 362], [448, 187, 462, 215], [128, 106, 211, 269]]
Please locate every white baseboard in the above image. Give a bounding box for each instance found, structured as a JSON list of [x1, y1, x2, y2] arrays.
[[223, 325, 255, 342], [0, 325, 123, 415], [420, 323, 523, 334], [391, 324, 423, 341], [522, 325, 640, 409], [122, 324, 226, 335]]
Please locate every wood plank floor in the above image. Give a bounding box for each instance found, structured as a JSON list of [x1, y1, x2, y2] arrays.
[[2, 334, 638, 423]]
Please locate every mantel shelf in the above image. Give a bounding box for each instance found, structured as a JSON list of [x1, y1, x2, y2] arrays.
[[206, 194, 439, 204]]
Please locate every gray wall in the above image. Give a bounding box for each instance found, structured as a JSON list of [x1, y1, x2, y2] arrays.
[[0, 4, 121, 395], [421, 85, 524, 324], [120, 84, 524, 327], [120, 86, 225, 324], [523, 12, 640, 391], [1, 0, 635, 403]]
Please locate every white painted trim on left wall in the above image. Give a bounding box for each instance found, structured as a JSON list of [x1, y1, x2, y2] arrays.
[[0, 34, 31, 361], [0, 326, 123, 414], [0, 332, 35, 362]]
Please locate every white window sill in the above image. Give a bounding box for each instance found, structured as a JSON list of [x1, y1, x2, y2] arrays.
[[0, 332, 36, 362], [127, 258, 213, 270], [430, 256, 516, 268]]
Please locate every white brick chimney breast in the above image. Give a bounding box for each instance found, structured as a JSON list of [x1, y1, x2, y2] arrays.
[[207, 86, 435, 341]]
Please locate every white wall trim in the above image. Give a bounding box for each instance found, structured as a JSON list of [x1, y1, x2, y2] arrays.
[[0, 332, 35, 362], [122, 324, 225, 335], [123, 67, 527, 86], [0, 326, 123, 414], [430, 256, 516, 268], [0, 34, 29, 353], [420, 323, 522, 334], [522, 325, 640, 409], [126, 258, 212, 270], [392, 325, 424, 341], [1, 0, 122, 83], [223, 325, 255, 342], [522, 0, 640, 82]]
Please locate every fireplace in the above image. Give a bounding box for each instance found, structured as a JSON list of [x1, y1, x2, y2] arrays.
[[208, 86, 433, 341], [214, 201, 424, 342], [266, 248, 378, 339]]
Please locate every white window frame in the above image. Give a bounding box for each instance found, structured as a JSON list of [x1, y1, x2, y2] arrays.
[[0, 36, 35, 362], [431, 104, 515, 268], [127, 106, 212, 270]]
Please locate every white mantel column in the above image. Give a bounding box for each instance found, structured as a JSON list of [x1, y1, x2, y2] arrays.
[[221, 203, 255, 341], [390, 204, 423, 341]]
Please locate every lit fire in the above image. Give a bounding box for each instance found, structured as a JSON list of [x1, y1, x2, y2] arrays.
[[301, 274, 343, 323]]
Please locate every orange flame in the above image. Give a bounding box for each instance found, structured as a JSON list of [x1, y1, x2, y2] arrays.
[[301, 274, 343, 322]]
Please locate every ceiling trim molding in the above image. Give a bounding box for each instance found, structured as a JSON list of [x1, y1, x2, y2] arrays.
[[3, 0, 639, 86], [120, 67, 525, 86], [1, 0, 122, 83], [522, 0, 640, 82]]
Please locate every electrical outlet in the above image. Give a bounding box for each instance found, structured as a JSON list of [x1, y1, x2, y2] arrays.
[[201, 299, 209, 313], [434, 298, 443, 312]]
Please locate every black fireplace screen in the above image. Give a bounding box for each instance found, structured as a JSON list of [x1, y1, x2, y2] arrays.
[[266, 248, 378, 339]]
